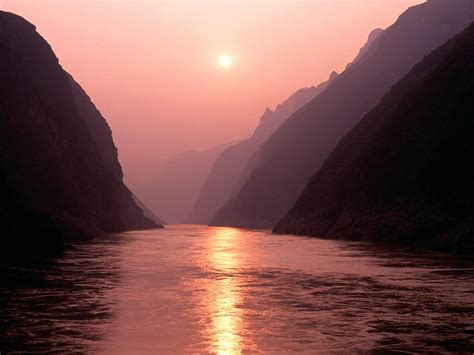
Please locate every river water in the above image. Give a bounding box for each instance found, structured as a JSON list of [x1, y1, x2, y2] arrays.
[[1, 225, 473, 353]]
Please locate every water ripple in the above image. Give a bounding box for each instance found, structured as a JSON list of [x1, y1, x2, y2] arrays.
[[1, 225, 473, 353]]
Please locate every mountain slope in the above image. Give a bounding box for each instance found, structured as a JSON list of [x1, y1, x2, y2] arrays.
[[219, 30, 384, 213], [275, 23, 474, 253], [345, 28, 384, 71], [0, 11, 159, 254], [188, 72, 339, 224], [212, 0, 474, 229]]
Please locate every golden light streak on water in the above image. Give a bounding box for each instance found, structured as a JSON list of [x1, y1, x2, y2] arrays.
[[207, 227, 243, 354]]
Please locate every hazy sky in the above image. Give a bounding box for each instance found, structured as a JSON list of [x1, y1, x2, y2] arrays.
[[2, 0, 424, 196]]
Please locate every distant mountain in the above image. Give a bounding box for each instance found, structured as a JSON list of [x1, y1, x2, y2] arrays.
[[152, 142, 233, 224], [188, 72, 339, 224], [275, 23, 474, 253], [132, 194, 166, 225], [210, 0, 474, 229], [0, 11, 160, 254]]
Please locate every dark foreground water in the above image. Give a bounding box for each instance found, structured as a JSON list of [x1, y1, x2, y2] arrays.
[[1, 225, 474, 353]]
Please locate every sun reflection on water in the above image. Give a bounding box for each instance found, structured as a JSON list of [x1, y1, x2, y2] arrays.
[[206, 227, 243, 354]]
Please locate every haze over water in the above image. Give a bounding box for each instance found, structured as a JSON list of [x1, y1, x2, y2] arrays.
[[1, 225, 473, 353]]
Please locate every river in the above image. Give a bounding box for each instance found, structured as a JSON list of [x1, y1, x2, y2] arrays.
[[1, 225, 473, 353]]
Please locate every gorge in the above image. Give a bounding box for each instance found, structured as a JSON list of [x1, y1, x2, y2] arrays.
[[1, 1, 474, 352]]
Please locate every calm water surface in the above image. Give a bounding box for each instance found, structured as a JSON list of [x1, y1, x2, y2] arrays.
[[1, 225, 474, 353]]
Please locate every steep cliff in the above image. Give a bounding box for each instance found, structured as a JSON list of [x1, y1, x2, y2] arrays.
[[275, 23, 474, 253], [212, 0, 474, 229], [0, 11, 159, 254], [67, 76, 160, 230]]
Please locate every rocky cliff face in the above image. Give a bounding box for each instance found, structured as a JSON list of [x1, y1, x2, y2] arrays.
[[275, 23, 474, 253], [211, 0, 474, 229], [0, 11, 159, 254], [189, 72, 338, 225]]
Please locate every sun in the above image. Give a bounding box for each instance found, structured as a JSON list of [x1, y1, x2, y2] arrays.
[[218, 54, 232, 68]]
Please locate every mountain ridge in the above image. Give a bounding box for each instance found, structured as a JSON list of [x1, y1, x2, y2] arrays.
[[210, 0, 474, 229], [274, 22, 474, 253]]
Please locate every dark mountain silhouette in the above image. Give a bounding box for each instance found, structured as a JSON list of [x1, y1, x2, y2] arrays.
[[211, 0, 474, 229], [152, 142, 234, 224], [188, 72, 339, 224], [275, 23, 474, 253], [0, 11, 160, 254]]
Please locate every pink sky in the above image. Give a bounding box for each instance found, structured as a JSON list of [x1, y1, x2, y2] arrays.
[[2, 0, 424, 197]]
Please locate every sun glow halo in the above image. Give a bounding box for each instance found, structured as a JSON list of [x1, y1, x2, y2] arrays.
[[218, 54, 232, 69]]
